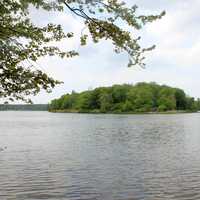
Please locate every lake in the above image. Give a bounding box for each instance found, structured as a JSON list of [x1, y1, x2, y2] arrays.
[[0, 112, 200, 200]]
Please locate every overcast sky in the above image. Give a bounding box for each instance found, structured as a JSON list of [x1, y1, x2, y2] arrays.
[[29, 0, 200, 103]]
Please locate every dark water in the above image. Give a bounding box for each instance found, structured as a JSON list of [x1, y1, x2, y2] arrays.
[[0, 112, 200, 200]]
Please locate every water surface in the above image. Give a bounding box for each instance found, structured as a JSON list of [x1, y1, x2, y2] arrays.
[[0, 111, 200, 200]]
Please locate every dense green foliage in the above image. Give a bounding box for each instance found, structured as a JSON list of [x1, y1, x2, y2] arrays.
[[49, 83, 200, 113], [0, 104, 48, 111], [0, 0, 164, 102]]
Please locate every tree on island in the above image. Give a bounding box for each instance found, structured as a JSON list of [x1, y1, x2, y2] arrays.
[[0, 0, 165, 102], [49, 82, 200, 113]]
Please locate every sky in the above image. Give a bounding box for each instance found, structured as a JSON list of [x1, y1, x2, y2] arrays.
[[29, 0, 200, 103]]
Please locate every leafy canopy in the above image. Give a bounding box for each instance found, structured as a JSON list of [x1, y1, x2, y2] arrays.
[[0, 0, 165, 102], [49, 82, 200, 113]]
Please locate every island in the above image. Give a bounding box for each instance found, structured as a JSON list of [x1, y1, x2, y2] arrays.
[[49, 82, 200, 114]]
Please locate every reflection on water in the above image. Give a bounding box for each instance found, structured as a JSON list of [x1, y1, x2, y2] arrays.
[[0, 112, 200, 199]]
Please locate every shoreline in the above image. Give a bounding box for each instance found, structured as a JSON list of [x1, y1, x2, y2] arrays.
[[49, 109, 197, 115]]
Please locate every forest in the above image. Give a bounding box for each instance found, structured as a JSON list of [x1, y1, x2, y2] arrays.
[[0, 104, 48, 111], [49, 82, 200, 113]]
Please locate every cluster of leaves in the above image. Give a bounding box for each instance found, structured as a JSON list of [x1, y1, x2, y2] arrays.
[[66, 0, 165, 67], [0, 0, 78, 102], [0, 0, 165, 102], [49, 82, 200, 113]]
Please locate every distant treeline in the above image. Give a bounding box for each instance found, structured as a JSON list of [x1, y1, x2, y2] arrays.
[[49, 82, 200, 113], [0, 104, 48, 111]]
